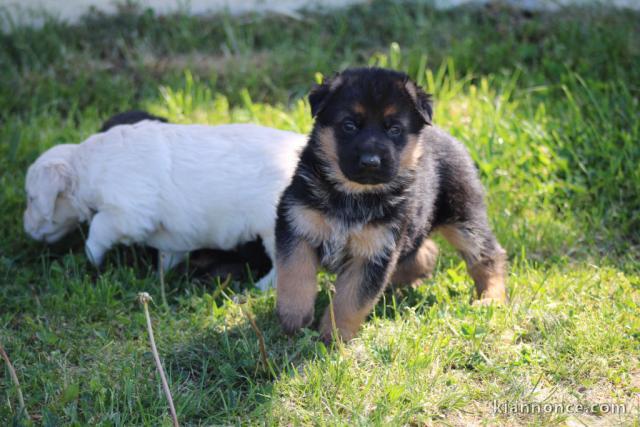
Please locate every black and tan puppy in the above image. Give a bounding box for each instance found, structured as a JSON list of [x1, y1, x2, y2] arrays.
[[275, 67, 507, 342]]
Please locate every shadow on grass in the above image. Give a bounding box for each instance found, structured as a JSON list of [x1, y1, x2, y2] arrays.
[[155, 267, 454, 418], [159, 296, 320, 421]]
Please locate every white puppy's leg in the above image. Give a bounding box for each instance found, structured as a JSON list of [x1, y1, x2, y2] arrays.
[[159, 251, 187, 272], [255, 267, 276, 291], [85, 212, 119, 266], [254, 232, 277, 291], [157, 251, 186, 308]]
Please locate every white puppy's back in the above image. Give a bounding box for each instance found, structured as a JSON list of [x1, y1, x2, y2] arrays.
[[73, 122, 306, 255]]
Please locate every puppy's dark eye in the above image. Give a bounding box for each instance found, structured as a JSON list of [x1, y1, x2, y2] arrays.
[[387, 125, 403, 137], [341, 120, 358, 134]]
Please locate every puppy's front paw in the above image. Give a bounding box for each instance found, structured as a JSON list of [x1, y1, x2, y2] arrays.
[[276, 306, 313, 336], [472, 295, 507, 306], [318, 309, 358, 344]]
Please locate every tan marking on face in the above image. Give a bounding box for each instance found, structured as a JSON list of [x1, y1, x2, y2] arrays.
[[438, 224, 507, 303], [276, 239, 320, 333], [352, 103, 365, 114], [399, 134, 423, 170], [391, 238, 439, 286], [315, 126, 390, 194], [287, 204, 332, 245], [316, 126, 339, 164], [383, 104, 398, 117], [349, 225, 395, 259], [334, 178, 390, 194]]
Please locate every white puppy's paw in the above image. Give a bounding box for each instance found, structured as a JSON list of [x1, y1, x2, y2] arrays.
[[255, 268, 276, 291], [85, 241, 105, 267], [85, 212, 119, 267]]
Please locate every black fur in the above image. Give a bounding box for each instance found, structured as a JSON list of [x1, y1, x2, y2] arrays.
[[276, 67, 506, 339], [99, 110, 168, 132]]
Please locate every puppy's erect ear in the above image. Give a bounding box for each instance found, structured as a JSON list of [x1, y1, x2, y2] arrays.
[[403, 78, 434, 125], [33, 161, 73, 221], [309, 73, 343, 118]]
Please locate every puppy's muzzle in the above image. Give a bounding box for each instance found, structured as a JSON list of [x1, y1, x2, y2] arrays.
[[348, 151, 393, 184]]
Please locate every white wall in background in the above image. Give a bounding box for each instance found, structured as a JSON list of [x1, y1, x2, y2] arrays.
[[3, 0, 639, 28], [434, 0, 639, 9]]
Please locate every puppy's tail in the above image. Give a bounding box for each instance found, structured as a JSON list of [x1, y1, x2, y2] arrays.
[[99, 110, 169, 132]]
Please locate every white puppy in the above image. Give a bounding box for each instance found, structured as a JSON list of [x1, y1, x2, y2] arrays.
[[24, 121, 306, 289]]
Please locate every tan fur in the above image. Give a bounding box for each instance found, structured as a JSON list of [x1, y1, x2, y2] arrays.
[[399, 134, 423, 169], [438, 225, 507, 303], [349, 225, 395, 259], [276, 239, 320, 331], [353, 103, 365, 114], [391, 238, 439, 286], [318, 257, 371, 342], [316, 127, 340, 164], [469, 254, 507, 303], [438, 225, 483, 264], [319, 247, 402, 342], [383, 104, 398, 117], [288, 203, 332, 245], [315, 127, 389, 194]]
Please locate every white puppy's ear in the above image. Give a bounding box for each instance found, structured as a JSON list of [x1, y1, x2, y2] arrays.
[[33, 161, 73, 221]]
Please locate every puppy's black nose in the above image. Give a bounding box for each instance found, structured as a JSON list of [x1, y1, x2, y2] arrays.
[[359, 154, 381, 169]]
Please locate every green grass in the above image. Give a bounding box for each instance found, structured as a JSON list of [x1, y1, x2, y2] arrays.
[[1, 1, 639, 425]]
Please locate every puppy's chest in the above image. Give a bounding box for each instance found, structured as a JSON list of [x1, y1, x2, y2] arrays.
[[288, 205, 397, 271]]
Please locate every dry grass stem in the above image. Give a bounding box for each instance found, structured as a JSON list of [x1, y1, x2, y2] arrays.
[[138, 292, 179, 427], [0, 342, 29, 420], [210, 274, 233, 300], [158, 253, 169, 309], [239, 303, 270, 373]]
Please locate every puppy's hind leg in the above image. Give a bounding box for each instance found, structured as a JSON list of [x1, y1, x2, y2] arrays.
[[85, 212, 120, 267], [438, 221, 507, 304]]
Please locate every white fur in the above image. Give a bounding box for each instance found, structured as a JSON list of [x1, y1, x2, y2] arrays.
[[24, 121, 306, 289]]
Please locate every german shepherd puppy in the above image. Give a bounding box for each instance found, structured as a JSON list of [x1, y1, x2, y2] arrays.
[[275, 68, 507, 342]]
